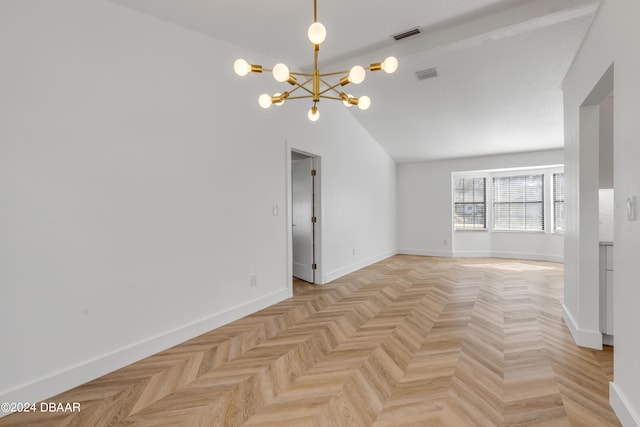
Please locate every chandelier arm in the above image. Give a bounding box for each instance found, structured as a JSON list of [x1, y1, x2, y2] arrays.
[[319, 95, 343, 101], [289, 79, 315, 96], [318, 79, 345, 96], [312, 47, 321, 102], [287, 85, 312, 97], [290, 72, 314, 77], [318, 70, 350, 77], [287, 95, 315, 100], [313, 0, 318, 22]]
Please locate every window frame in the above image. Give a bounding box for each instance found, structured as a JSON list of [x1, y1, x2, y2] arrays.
[[552, 172, 565, 234], [452, 176, 487, 231]]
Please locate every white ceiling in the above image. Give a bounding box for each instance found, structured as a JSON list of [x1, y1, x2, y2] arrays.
[[111, 0, 598, 162]]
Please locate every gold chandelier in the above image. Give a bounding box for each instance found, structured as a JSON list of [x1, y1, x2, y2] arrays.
[[233, 0, 398, 122]]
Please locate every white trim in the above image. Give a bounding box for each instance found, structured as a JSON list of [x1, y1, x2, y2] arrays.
[[489, 251, 563, 263], [610, 382, 640, 427], [285, 141, 293, 292], [452, 251, 492, 258], [562, 304, 603, 349], [288, 146, 323, 285], [399, 249, 562, 262], [324, 250, 397, 283], [397, 249, 453, 257], [0, 288, 290, 417]]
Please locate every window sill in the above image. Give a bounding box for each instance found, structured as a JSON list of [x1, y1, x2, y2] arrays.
[[491, 229, 546, 234], [454, 228, 488, 232]]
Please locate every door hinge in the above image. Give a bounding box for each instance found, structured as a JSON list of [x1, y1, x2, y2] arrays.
[[311, 216, 317, 223], [312, 263, 317, 270], [311, 169, 317, 176]]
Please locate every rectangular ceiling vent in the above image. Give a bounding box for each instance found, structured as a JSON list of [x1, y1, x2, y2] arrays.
[[392, 27, 422, 41], [416, 67, 438, 81]]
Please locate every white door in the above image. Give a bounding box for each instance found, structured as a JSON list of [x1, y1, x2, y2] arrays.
[[292, 157, 315, 282]]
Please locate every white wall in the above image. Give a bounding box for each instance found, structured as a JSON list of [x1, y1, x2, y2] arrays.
[[563, 0, 640, 424], [599, 189, 615, 243], [397, 149, 564, 260], [285, 102, 397, 283], [0, 0, 396, 410], [599, 94, 615, 189]]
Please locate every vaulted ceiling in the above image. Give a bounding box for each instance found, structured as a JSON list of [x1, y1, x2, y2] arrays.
[[111, 0, 598, 162]]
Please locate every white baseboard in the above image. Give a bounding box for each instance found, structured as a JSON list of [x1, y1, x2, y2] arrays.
[[602, 334, 614, 346], [492, 251, 563, 263], [0, 288, 290, 418], [324, 250, 397, 283], [451, 250, 492, 258], [610, 382, 640, 427], [454, 251, 563, 263], [397, 249, 562, 263], [562, 304, 603, 349], [397, 249, 453, 257]]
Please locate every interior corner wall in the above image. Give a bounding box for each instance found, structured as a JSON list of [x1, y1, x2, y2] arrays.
[[396, 149, 563, 260], [0, 0, 291, 409], [563, 0, 640, 424], [284, 102, 397, 284]]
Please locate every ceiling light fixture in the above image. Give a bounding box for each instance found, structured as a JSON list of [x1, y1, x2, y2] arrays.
[[233, 0, 398, 121]]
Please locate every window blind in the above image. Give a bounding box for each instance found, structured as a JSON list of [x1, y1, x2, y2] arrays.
[[553, 173, 565, 233], [492, 174, 544, 231], [453, 177, 486, 230]]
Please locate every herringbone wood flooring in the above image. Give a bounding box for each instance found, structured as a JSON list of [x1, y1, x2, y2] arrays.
[[0, 256, 620, 426]]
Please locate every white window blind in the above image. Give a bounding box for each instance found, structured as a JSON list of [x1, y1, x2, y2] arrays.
[[453, 177, 486, 230], [493, 174, 544, 231], [553, 173, 565, 233]]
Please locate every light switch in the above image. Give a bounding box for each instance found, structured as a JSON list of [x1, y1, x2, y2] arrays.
[[273, 205, 279, 216]]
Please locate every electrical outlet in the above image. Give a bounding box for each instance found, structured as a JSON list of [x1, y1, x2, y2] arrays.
[[443, 239, 448, 246], [250, 274, 257, 287], [352, 249, 356, 256], [272, 205, 279, 216]]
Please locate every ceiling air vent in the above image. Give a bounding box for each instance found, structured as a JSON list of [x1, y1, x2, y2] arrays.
[[416, 67, 438, 81], [391, 27, 422, 41]]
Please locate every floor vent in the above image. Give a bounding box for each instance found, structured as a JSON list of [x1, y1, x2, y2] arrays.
[[392, 27, 422, 41], [416, 67, 438, 80]]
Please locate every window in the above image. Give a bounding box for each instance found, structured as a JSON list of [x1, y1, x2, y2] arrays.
[[453, 177, 486, 230], [493, 174, 544, 231], [553, 173, 565, 233]]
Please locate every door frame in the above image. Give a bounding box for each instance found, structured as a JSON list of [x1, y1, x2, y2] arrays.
[[286, 144, 323, 285]]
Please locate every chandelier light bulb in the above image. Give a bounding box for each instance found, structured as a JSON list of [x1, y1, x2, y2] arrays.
[[234, 58, 251, 76], [272, 63, 290, 82], [349, 65, 366, 84], [358, 96, 371, 111], [343, 94, 354, 108], [258, 94, 272, 109], [308, 106, 320, 121], [382, 56, 399, 74], [308, 22, 327, 45]]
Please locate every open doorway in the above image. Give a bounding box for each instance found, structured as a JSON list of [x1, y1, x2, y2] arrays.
[[290, 150, 321, 284], [577, 63, 614, 349]]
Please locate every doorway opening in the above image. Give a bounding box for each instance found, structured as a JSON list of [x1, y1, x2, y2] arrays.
[[578, 63, 614, 349], [290, 150, 321, 284]]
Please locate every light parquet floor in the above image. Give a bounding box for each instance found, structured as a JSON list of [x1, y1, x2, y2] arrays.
[[0, 256, 620, 426]]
